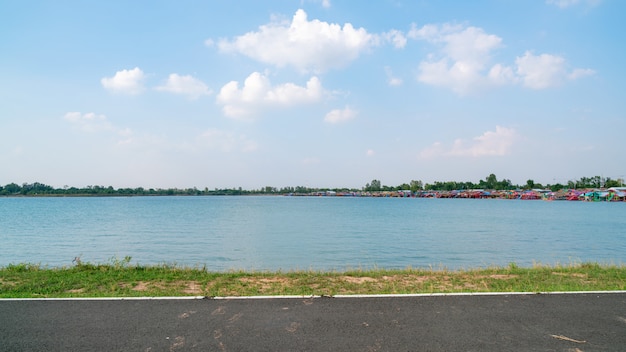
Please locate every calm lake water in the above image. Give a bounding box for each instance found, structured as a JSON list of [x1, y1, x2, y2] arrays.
[[1, 196, 624, 270]]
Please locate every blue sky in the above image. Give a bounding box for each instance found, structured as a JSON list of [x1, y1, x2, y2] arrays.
[[1, 0, 624, 189]]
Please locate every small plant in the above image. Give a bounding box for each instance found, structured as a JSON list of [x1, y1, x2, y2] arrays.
[[579, 262, 601, 270], [6, 263, 40, 272], [109, 256, 133, 269]]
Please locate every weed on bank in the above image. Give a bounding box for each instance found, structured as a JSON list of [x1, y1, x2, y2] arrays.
[[1, 260, 624, 298]]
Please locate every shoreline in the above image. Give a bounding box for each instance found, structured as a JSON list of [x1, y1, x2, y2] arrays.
[[2, 187, 625, 201], [2, 262, 624, 298]]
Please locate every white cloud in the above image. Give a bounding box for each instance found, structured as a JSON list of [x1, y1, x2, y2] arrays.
[[302, 0, 331, 8], [515, 51, 565, 89], [411, 23, 594, 94], [388, 77, 403, 86], [515, 51, 594, 89], [155, 73, 212, 99], [419, 126, 518, 158], [216, 72, 324, 118], [411, 24, 506, 95], [101, 67, 145, 95], [385, 66, 403, 86], [324, 106, 357, 124], [384, 29, 407, 49], [63, 112, 113, 132], [198, 128, 257, 152], [568, 68, 596, 80], [366, 149, 375, 157], [488, 63, 518, 86], [217, 9, 375, 73]]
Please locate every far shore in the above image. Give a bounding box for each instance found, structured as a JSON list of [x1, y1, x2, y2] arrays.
[[3, 186, 626, 202]]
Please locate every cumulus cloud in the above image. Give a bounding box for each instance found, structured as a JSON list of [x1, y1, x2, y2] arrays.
[[410, 23, 594, 94], [419, 126, 518, 159], [410, 24, 505, 94], [487, 63, 517, 86], [217, 9, 375, 73], [384, 29, 407, 49], [324, 106, 357, 124], [515, 52, 566, 89], [101, 67, 145, 94], [216, 72, 324, 118], [198, 128, 257, 152], [155, 73, 212, 99], [515, 51, 594, 89]]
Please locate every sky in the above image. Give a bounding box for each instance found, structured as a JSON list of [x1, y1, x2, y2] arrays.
[[1, 0, 624, 189]]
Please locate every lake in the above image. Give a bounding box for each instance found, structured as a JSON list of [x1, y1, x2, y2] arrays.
[[1, 196, 624, 270]]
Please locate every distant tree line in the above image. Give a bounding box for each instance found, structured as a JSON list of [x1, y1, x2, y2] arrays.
[[424, 174, 514, 191], [0, 182, 208, 196], [0, 182, 328, 196], [0, 174, 622, 196]]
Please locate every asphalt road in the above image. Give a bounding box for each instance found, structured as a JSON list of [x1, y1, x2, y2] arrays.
[[1, 292, 626, 351]]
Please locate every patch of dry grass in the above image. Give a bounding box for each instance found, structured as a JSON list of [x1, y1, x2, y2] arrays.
[[1, 262, 624, 298]]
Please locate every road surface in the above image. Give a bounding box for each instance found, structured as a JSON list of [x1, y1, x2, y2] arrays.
[[2, 292, 626, 351]]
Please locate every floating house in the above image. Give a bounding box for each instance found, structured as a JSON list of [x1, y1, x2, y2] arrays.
[[608, 187, 626, 201]]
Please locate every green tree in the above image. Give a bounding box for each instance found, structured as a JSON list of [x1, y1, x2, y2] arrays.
[[485, 174, 497, 189], [4, 183, 21, 195], [364, 179, 382, 192], [410, 180, 423, 192], [550, 183, 565, 192], [397, 183, 410, 191], [605, 178, 620, 188]]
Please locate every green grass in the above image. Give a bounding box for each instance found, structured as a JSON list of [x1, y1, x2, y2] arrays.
[[1, 260, 624, 298]]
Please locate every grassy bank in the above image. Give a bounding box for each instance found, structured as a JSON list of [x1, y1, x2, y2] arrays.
[[1, 261, 624, 298]]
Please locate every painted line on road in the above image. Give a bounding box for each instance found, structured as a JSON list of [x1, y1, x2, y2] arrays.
[[2, 291, 626, 301], [212, 290, 626, 300], [0, 296, 207, 301]]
